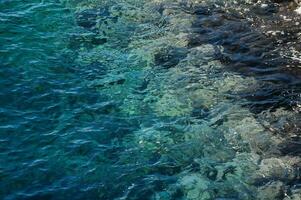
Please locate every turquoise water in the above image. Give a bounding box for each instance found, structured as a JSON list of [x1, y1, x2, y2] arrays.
[[1, 0, 301, 199]]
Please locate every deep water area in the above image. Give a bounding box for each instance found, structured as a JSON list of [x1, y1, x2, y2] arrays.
[[1, 0, 301, 199]]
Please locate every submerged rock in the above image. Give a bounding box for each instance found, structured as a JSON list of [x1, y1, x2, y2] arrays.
[[154, 46, 187, 69], [44, 0, 301, 199], [252, 156, 301, 183], [75, 9, 99, 29], [180, 174, 213, 200], [257, 181, 285, 200]]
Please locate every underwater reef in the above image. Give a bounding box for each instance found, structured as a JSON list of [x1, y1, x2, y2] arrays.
[[0, 0, 301, 199]]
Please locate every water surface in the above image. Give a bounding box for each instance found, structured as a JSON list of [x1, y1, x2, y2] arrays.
[[1, 0, 301, 199]]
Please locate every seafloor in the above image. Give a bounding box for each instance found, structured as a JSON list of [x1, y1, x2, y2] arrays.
[[0, 0, 301, 199]]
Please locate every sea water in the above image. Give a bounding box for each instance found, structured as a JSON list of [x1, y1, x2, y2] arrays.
[[1, 0, 301, 199]]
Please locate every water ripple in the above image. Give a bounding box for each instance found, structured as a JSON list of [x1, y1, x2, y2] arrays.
[[1, 0, 301, 200]]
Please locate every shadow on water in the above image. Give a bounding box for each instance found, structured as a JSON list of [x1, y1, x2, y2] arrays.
[[182, 2, 301, 113]]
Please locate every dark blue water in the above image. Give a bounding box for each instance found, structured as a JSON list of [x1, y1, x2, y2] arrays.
[[1, 0, 301, 199]]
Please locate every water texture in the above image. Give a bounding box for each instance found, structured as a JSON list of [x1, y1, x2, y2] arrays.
[[0, 0, 301, 199]]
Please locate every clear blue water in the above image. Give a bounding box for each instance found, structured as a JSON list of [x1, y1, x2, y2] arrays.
[[1, 0, 301, 199]]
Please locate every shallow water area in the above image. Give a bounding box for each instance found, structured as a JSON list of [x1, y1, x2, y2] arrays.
[[1, 0, 301, 200]]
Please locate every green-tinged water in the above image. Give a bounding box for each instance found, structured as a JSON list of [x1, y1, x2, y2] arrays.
[[1, 0, 301, 199]]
